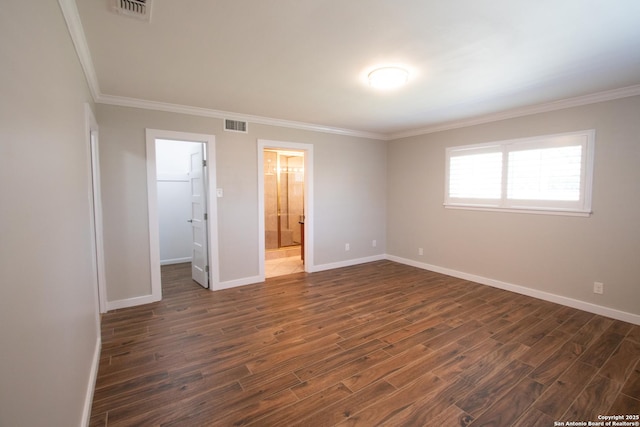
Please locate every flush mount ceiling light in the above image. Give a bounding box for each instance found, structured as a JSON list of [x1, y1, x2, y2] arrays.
[[368, 66, 409, 89]]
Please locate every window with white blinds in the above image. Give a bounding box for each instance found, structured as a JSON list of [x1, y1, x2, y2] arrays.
[[445, 130, 594, 215]]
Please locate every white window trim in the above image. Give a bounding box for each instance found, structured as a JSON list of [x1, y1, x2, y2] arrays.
[[444, 130, 595, 217]]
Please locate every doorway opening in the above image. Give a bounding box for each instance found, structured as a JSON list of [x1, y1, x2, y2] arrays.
[[146, 129, 218, 302], [155, 139, 209, 288], [258, 139, 314, 280], [85, 104, 106, 314], [264, 149, 305, 278]]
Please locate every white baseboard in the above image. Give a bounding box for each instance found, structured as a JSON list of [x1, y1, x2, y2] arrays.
[[104, 254, 639, 325], [210, 255, 387, 291], [160, 257, 191, 266], [208, 255, 386, 291], [106, 294, 160, 311], [386, 254, 640, 326], [309, 254, 387, 273], [212, 275, 263, 291], [81, 336, 101, 427]]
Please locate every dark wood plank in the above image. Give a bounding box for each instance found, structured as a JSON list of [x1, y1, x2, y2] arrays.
[[561, 374, 622, 422], [246, 382, 352, 426], [290, 380, 396, 427], [88, 261, 639, 426], [376, 376, 475, 426], [293, 339, 385, 381], [514, 317, 563, 347], [579, 323, 627, 368], [621, 360, 640, 400], [459, 341, 530, 385], [291, 349, 390, 399], [342, 343, 431, 392], [608, 392, 640, 415], [628, 325, 640, 343], [209, 389, 299, 426], [456, 359, 534, 417], [599, 339, 640, 384], [430, 405, 474, 427], [385, 341, 466, 389], [517, 330, 570, 367], [490, 315, 545, 344], [512, 407, 557, 427], [431, 335, 503, 381], [335, 373, 445, 426], [422, 319, 484, 350], [533, 360, 598, 418], [554, 310, 595, 335], [529, 341, 585, 385], [467, 377, 544, 427], [572, 315, 613, 348]]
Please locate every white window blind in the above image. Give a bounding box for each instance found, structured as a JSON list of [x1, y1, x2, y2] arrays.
[[507, 145, 582, 201], [445, 130, 594, 216], [449, 151, 502, 199]]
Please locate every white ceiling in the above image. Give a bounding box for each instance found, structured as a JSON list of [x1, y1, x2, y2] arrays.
[[75, 0, 640, 138]]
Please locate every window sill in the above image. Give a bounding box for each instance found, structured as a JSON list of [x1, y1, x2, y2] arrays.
[[443, 204, 592, 217]]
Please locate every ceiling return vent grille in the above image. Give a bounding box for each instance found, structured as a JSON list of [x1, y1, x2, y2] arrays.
[[111, 0, 152, 21], [224, 119, 248, 133]]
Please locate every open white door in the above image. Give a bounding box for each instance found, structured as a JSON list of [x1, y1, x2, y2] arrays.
[[189, 143, 208, 288]]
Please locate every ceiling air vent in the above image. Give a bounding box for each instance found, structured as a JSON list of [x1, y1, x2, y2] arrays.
[[111, 0, 152, 21], [224, 119, 248, 133]]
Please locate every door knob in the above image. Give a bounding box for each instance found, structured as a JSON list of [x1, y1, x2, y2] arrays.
[[187, 219, 193, 223]]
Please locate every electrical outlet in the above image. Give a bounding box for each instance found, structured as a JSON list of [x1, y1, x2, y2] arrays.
[[372, 240, 377, 247], [418, 248, 424, 256], [593, 282, 604, 294], [345, 243, 350, 251]]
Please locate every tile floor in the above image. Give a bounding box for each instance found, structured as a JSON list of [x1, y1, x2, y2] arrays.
[[265, 255, 304, 278]]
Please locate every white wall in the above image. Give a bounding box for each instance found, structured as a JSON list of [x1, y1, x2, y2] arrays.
[[156, 140, 201, 264], [0, 2, 100, 426], [387, 95, 640, 320], [96, 104, 387, 303]]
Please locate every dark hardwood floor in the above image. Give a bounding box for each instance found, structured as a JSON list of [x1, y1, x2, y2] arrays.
[[90, 260, 640, 426]]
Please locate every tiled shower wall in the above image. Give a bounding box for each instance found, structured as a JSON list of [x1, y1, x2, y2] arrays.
[[264, 151, 304, 250]]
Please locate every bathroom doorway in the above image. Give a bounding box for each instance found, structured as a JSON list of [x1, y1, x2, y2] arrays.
[[263, 148, 305, 277]]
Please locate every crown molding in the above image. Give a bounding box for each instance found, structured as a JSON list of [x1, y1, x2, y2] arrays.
[[389, 84, 640, 140], [58, 0, 101, 101], [90, 84, 640, 143], [97, 94, 387, 140]]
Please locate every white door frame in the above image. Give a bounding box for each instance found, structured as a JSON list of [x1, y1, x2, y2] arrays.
[[85, 104, 107, 314], [146, 129, 219, 300], [258, 139, 314, 279]]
